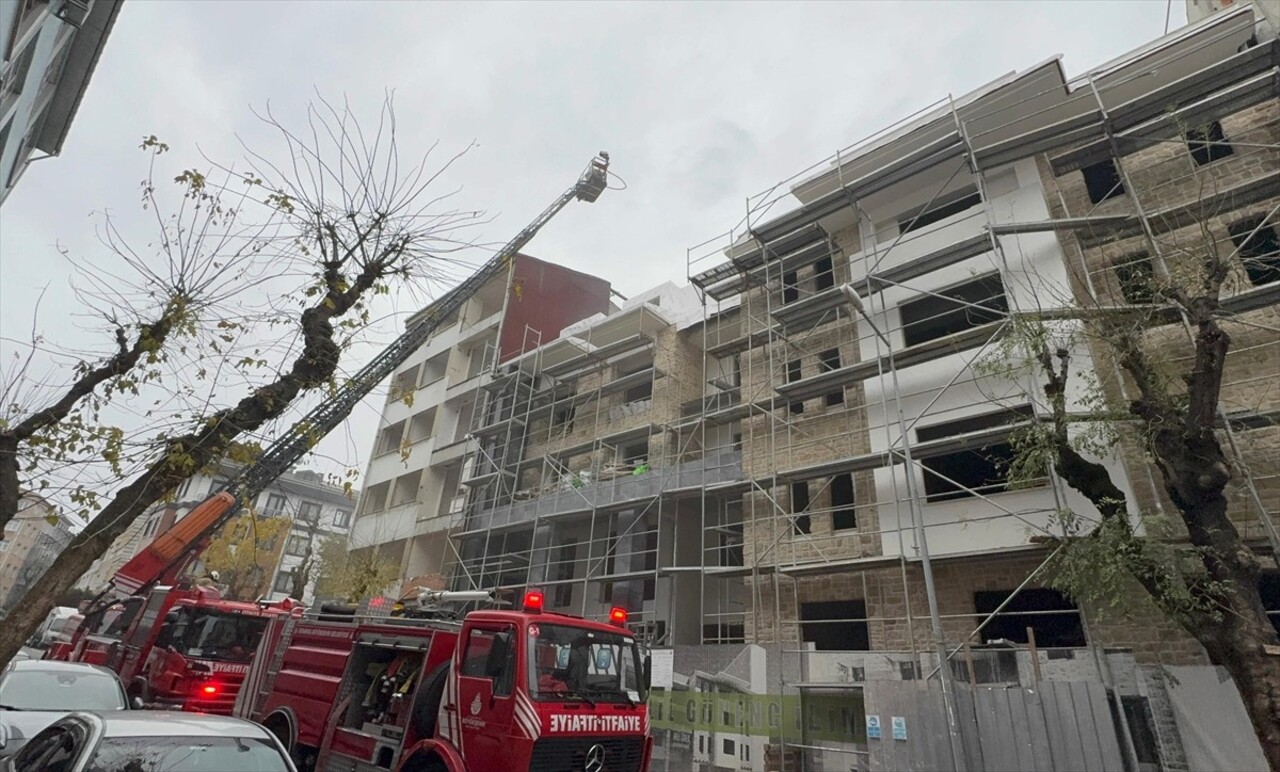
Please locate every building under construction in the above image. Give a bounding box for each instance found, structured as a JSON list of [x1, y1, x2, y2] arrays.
[[357, 3, 1280, 769]]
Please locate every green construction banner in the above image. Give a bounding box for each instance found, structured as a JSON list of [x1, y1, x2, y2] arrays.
[[647, 690, 866, 744]]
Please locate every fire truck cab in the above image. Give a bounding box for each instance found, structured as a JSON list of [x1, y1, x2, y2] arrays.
[[53, 583, 295, 714], [242, 591, 652, 772]]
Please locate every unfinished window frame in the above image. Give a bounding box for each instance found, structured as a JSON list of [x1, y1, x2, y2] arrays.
[[782, 270, 800, 304], [819, 347, 844, 406], [791, 481, 812, 535], [915, 405, 1035, 502], [898, 272, 1008, 348], [1186, 120, 1234, 166], [830, 473, 856, 531], [786, 358, 805, 415], [1113, 251, 1155, 304], [898, 186, 983, 235], [799, 599, 870, 651], [1228, 216, 1280, 286], [1081, 159, 1125, 204], [972, 587, 1086, 648]]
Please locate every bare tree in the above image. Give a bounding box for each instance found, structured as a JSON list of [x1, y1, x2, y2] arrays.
[[0, 95, 482, 666], [989, 179, 1280, 765]]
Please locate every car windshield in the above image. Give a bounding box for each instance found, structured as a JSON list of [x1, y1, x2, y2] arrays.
[[174, 612, 267, 663], [86, 736, 289, 772], [527, 623, 643, 703], [0, 669, 125, 711]]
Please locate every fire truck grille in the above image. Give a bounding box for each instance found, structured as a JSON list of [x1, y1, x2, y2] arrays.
[[529, 736, 645, 772]]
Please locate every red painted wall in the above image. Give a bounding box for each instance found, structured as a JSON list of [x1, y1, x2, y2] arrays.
[[499, 254, 611, 363]]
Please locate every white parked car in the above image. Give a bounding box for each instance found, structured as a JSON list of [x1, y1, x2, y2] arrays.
[[0, 711, 296, 772]]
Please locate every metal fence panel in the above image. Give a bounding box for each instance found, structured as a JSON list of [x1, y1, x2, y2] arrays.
[[865, 679, 1126, 771]]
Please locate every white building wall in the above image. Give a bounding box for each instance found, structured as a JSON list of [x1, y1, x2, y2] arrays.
[[851, 156, 1137, 559]]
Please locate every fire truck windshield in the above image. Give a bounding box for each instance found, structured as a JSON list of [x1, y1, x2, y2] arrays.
[[172, 611, 267, 663], [527, 623, 644, 703]]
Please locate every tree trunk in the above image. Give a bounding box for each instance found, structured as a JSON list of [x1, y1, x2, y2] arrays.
[[0, 520, 119, 663]]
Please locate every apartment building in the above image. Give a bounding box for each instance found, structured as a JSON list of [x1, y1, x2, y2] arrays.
[[0, 492, 73, 611], [0, 0, 121, 205], [349, 253, 612, 588], [441, 280, 753, 643], [677, 3, 1279, 768], [83, 463, 355, 604]]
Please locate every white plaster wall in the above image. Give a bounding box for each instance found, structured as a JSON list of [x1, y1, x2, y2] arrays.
[[850, 157, 1137, 559]]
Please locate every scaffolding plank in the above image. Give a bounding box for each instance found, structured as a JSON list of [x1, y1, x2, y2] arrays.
[[540, 333, 654, 378], [460, 466, 515, 488], [1050, 39, 1279, 175], [704, 239, 836, 300], [706, 327, 773, 358], [989, 215, 1137, 236], [770, 285, 850, 332], [749, 133, 965, 248], [471, 414, 526, 439]]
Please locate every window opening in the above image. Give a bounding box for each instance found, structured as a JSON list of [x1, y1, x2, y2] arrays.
[[915, 405, 1034, 501], [1081, 160, 1125, 204], [972, 587, 1085, 647], [786, 359, 804, 415], [1186, 121, 1233, 166], [813, 255, 835, 291], [1228, 217, 1280, 286], [819, 347, 844, 406], [553, 405, 576, 432], [831, 473, 856, 530], [273, 571, 293, 594], [900, 273, 1007, 347], [791, 481, 811, 535], [782, 270, 799, 304], [553, 544, 576, 607], [1114, 252, 1155, 304], [1260, 571, 1280, 636], [899, 187, 982, 234], [800, 599, 869, 651]]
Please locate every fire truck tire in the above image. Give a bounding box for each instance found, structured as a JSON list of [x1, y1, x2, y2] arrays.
[[410, 664, 449, 740], [400, 752, 449, 772], [262, 712, 295, 752]]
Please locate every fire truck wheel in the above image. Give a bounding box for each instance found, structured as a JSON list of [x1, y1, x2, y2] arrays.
[[410, 664, 449, 740], [262, 712, 294, 753], [401, 753, 448, 772]]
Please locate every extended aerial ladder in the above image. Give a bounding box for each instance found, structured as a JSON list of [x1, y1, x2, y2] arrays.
[[107, 152, 613, 597]]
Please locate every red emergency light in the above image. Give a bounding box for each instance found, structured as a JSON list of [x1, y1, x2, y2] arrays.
[[522, 590, 545, 613], [608, 607, 627, 627], [199, 683, 220, 696]]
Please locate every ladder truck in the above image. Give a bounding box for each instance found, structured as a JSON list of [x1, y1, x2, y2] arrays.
[[52, 153, 615, 718], [235, 588, 652, 772]]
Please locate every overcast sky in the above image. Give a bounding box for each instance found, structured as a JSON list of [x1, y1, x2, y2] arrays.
[[0, 0, 1186, 491]]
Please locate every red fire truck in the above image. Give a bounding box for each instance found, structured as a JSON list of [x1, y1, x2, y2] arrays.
[[235, 589, 652, 772], [51, 579, 298, 714], [47, 153, 613, 722]]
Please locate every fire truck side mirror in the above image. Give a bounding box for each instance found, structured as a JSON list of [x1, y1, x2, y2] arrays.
[[643, 652, 652, 692], [131, 696, 145, 710]]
